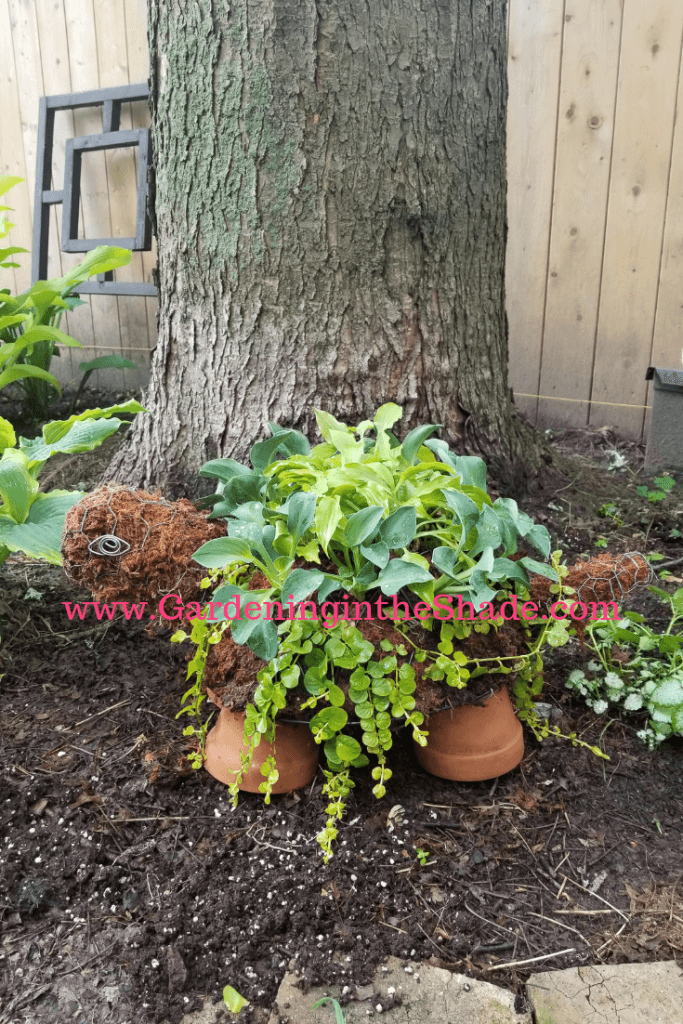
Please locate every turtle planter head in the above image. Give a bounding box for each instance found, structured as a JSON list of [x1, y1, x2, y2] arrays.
[[61, 484, 225, 605]]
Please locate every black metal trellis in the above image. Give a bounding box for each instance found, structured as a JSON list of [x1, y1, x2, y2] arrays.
[[32, 83, 156, 297]]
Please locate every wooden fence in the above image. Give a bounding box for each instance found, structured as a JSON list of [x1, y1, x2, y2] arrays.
[[3, 0, 683, 439]]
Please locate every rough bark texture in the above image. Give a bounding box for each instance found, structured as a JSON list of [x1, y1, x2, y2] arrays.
[[109, 0, 542, 497]]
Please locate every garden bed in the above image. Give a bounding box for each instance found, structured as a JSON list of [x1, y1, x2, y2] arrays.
[[1, 424, 682, 1024]]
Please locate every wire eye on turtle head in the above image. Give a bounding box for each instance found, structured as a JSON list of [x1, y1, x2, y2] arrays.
[[87, 535, 131, 558]]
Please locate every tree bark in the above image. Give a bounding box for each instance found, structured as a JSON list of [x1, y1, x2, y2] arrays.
[[109, 0, 542, 497]]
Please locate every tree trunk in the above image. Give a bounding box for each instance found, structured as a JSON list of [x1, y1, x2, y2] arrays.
[[109, 0, 543, 497]]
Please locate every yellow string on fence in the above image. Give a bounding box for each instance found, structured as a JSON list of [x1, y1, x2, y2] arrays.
[[513, 393, 651, 412]]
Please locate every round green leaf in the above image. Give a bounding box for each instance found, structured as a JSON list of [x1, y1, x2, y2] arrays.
[[336, 735, 362, 761]]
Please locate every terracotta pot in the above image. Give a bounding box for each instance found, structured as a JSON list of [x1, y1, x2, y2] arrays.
[[203, 708, 319, 793], [413, 687, 524, 781]]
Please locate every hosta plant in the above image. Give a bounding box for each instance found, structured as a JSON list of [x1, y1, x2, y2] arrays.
[[1, 175, 132, 419], [0, 401, 143, 566], [176, 405, 591, 859], [567, 585, 683, 748]]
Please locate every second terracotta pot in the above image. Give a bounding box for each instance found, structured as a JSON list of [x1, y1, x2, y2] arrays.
[[414, 687, 524, 781], [204, 708, 319, 793]]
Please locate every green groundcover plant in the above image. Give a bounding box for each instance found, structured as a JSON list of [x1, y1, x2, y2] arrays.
[[175, 405, 603, 859], [567, 585, 683, 748], [0, 400, 143, 566]]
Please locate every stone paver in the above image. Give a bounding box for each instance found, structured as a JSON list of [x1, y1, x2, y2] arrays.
[[267, 956, 530, 1023], [526, 961, 683, 1024]]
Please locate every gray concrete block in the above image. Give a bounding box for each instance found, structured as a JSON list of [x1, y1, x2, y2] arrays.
[[268, 956, 531, 1023], [527, 961, 683, 1024]]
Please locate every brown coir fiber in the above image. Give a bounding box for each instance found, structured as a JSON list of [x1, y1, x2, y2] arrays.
[[61, 485, 225, 604], [529, 551, 653, 607]]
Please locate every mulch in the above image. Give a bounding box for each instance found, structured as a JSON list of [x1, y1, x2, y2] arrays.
[[1, 423, 682, 1024]]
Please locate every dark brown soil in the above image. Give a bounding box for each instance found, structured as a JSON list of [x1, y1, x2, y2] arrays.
[[1, 422, 682, 1024]]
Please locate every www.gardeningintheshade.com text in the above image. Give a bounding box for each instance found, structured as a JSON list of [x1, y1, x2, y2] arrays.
[[62, 593, 620, 626]]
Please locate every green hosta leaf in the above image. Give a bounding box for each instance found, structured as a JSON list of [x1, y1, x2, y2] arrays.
[[281, 568, 325, 605], [296, 538, 320, 563], [0, 364, 60, 393], [223, 985, 249, 1014], [315, 495, 343, 554], [78, 354, 136, 373], [0, 176, 23, 199], [200, 458, 252, 483], [489, 557, 529, 584], [469, 505, 503, 557], [345, 506, 384, 547], [20, 418, 122, 465], [469, 570, 498, 610], [0, 313, 28, 334], [426, 440, 487, 490], [39, 401, 145, 446], [523, 524, 551, 559], [238, 615, 279, 662], [267, 422, 310, 456], [0, 416, 16, 452], [361, 539, 390, 569], [0, 449, 38, 522], [314, 409, 350, 444], [287, 490, 317, 546], [453, 455, 487, 491], [0, 490, 84, 563], [192, 536, 253, 568], [374, 557, 433, 595], [329, 429, 365, 461], [431, 546, 461, 578], [318, 575, 344, 603], [250, 430, 299, 473], [443, 489, 480, 537], [373, 403, 403, 456], [379, 505, 416, 549], [52, 245, 132, 290], [18, 324, 83, 349], [401, 423, 441, 465], [229, 501, 266, 525], [519, 557, 558, 582]]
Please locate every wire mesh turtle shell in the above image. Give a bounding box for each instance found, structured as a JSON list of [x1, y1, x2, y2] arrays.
[[529, 552, 654, 607], [61, 485, 226, 605]]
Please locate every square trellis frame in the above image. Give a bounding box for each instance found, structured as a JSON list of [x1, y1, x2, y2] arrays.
[[62, 130, 151, 253], [32, 83, 156, 297]]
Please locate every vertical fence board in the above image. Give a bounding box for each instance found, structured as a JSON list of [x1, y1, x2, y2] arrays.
[[6, 0, 44, 296], [536, 0, 623, 430], [93, 0, 150, 393], [589, 2, 683, 437], [125, 0, 156, 390], [649, 50, 683, 418], [0, 0, 30, 303], [63, 0, 124, 392], [506, 0, 565, 424]]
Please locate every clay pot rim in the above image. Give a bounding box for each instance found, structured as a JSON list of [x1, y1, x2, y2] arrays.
[[207, 682, 513, 726]]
